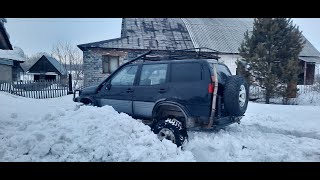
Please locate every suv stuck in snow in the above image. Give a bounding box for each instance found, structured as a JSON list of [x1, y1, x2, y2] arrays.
[[73, 49, 249, 146]]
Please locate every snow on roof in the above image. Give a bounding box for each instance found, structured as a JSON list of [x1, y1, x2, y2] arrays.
[[0, 47, 25, 62]]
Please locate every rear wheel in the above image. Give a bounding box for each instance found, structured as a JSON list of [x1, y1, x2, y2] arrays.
[[152, 118, 188, 147]]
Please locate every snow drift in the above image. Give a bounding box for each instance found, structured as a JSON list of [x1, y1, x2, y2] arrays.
[[0, 92, 194, 162], [1, 91, 320, 162]]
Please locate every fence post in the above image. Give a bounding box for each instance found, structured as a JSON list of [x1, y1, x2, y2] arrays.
[[68, 73, 73, 94], [9, 81, 12, 94]]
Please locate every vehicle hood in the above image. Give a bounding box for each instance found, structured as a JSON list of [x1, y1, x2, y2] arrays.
[[80, 85, 99, 95]]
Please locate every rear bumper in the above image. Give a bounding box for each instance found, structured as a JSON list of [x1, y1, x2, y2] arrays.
[[188, 116, 243, 131], [213, 116, 242, 128]]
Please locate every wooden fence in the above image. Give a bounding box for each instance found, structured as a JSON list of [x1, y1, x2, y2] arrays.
[[249, 83, 320, 101], [0, 80, 69, 99]]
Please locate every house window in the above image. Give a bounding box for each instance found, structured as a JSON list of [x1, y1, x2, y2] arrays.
[[102, 55, 119, 74]]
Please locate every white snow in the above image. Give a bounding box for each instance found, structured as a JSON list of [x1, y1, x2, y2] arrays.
[[0, 92, 194, 162], [296, 92, 320, 106], [0, 47, 26, 62], [0, 91, 320, 162]]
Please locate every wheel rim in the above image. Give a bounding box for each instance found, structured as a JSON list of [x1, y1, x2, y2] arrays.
[[239, 85, 246, 107], [157, 128, 176, 144]]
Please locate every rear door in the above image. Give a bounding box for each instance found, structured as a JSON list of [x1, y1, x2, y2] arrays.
[[97, 65, 138, 115], [132, 63, 169, 119], [168, 62, 212, 119]]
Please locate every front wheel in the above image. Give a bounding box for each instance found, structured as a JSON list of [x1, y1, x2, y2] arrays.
[[151, 118, 188, 147]]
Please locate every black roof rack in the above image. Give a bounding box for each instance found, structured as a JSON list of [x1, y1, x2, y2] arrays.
[[129, 48, 221, 63]]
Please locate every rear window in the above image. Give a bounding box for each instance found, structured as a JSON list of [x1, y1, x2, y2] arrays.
[[171, 63, 201, 82], [217, 64, 232, 76]]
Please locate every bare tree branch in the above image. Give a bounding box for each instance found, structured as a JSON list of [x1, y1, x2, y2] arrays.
[[51, 41, 83, 89]]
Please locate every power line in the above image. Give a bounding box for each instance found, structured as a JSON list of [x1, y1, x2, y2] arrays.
[[7, 18, 122, 23]]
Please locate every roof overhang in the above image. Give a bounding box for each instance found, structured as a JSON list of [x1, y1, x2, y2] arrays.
[[299, 56, 320, 63], [0, 48, 25, 62]]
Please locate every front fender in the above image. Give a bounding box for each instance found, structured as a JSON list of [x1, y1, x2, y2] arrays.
[[79, 96, 98, 106]]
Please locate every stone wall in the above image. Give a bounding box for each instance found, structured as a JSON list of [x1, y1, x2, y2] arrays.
[[83, 49, 129, 87], [82, 48, 179, 87]]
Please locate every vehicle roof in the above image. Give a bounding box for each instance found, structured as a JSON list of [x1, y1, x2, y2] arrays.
[[131, 59, 222, 65]]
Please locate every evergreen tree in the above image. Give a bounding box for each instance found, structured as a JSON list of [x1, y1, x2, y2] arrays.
[[236, 59, 252, 86], [239, 18, 305, 104]]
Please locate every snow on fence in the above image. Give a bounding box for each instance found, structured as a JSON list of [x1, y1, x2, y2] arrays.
[[249, 83, 320, 101], [0, 80, 69, 99]]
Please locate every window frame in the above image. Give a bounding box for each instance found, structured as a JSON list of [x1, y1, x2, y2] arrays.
[[102, 55, 120, 74], [169, 62, 203, 83], [109, 65, 138, 86], [217, 63, 232, 76], [138, 63, 168, 86]]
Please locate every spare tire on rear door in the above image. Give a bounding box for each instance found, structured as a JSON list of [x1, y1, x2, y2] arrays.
[[223, 75, 249, 116]]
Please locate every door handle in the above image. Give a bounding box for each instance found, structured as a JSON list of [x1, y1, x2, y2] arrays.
[[126, 89, 134, 93], [158, 89, 166, 93]]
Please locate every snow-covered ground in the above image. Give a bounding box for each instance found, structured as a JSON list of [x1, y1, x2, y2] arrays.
[[0, 92, 319, 162]]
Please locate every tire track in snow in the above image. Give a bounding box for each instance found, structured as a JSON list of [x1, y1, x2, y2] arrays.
[[185, 123, 320, 162], [246, 123, 320, 141]]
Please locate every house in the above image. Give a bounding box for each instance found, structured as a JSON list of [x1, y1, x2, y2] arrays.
[[78, 18, 320, 87], [0, 18, 25, 82], [21, 55, 67, 81]]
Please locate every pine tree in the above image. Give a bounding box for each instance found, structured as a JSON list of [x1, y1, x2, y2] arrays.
[[236, 59, 252, 86], [239, 18, 305, 104], [273, 19, 305, 104]]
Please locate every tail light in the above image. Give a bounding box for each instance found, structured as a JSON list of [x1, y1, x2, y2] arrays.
[[208, 75, 215, 93], [208, 83, 214, 93]]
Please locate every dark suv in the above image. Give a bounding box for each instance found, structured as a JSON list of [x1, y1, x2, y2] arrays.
[[74, 50, 249, 146]]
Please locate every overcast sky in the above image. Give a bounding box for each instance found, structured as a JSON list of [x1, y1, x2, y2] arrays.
[[4, 18, 320, 56]]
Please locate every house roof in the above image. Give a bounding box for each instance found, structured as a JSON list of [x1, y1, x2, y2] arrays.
[[78, 18, 320, 62], [78, 18, 194, 51], [299, 56, 320, 64], [0, 47, 25, 62], [182, 18, 254, 54], [0, 18, 13, 50], [183, 18, 320, 58], [20, 57, 38, 72], [44, 55, 67, 75], [299, 36, 320, 57], [27, 55, 67, 75]]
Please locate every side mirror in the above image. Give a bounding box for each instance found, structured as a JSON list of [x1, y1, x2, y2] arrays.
[[106, 83, 112, 90]]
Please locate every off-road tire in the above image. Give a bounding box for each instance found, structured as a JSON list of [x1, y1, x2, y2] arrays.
[[152, 118, 188, 147], [223, 75, 249, 116]]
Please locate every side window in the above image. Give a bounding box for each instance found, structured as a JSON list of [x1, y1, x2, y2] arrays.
[[110, 65, 138, 86], [217, 64, 232, 76], [139, 64, 168, 86], [171, 63, 201, 82], [217, 64, 232, 81]]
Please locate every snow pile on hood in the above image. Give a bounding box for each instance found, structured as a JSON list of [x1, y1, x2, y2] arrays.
[[0, 92, 194, 162], [0, 47, 26, 62]]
